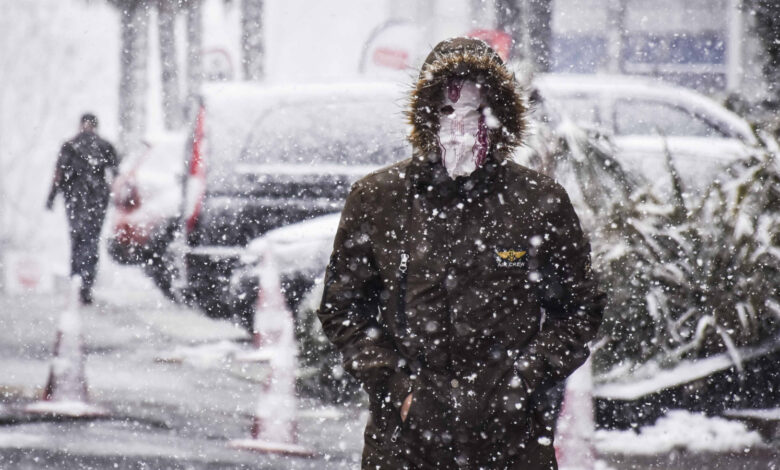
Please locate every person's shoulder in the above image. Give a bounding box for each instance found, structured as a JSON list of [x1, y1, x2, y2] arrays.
[[351, 158, 412, 195], [96, 135, 116, 151], [503, 159, 567, 196], [64, 133, 84, 146], [60, 138, 78, 155]]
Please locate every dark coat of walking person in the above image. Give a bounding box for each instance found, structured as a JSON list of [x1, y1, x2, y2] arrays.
[[46, 113, 119, 304], [318, 38, 605, 469]]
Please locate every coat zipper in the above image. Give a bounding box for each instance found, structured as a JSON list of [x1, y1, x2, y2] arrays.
[[386, 253, 409, 446], [390, 424, 402, 443], [397, 252, 409, 332]]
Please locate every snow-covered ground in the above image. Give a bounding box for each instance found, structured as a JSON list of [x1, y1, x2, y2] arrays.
[[595, 410, 763, 455], [0, 260, 367, 468], [2, 266, 777, 468]]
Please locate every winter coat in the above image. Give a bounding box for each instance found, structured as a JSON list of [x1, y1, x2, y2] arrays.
[[318, 38, 605, 469], [47, 130, 119, 217]]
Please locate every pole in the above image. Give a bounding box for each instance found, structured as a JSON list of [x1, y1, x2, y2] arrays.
[[726, 0, 743, 92], [119, 0, 150, 155], [605, 0, 626, 74], [158, 0, 182, 130], [241, 0, 265, 81], [186, 0, 203, 112]]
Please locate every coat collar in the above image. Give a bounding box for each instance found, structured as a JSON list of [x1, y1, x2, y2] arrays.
[[407, 149, 507, 205]]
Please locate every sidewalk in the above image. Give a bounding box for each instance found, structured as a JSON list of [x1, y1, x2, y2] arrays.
[[1, 265, 777, 469], [0, 266, 366, 469]]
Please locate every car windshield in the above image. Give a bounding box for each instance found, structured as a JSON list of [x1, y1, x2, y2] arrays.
[[241, 100, 407, 166], [614, 99, 728, 138], [543, 94, 602, 129]]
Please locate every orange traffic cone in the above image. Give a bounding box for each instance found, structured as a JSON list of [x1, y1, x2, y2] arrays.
[[555, 359, 597, 470], [25, 276, 107, 417], [229, 247, 313, 456]]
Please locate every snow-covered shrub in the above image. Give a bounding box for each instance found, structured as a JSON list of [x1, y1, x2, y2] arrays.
[[294, 116, 778, 397], [525, 120, 780, 376]]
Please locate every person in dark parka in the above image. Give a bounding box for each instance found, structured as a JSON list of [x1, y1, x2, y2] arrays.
[[318, 38, 605, 469], [46, 113, 119, 304]]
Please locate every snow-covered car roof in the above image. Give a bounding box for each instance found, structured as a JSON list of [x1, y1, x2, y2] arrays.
[[534, 73, 757, 145], [202, 80, 408, 103], [200, 80, 410, 177]]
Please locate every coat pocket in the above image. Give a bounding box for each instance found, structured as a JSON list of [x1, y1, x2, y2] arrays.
[[398, 381, 453, 447], [484, 368, 534, 440]]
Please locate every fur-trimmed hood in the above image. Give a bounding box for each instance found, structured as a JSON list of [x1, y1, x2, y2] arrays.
[[408, 37, 526, 161]]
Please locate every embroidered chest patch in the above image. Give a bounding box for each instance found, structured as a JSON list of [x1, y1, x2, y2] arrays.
[[495, 249, 527, 268]]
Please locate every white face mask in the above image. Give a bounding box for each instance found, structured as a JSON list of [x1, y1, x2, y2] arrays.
[[437, 80, 489, 179]]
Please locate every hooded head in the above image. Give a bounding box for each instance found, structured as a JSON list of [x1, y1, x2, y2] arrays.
[[408, 37, 526, 170], [80, 112, 98, 132]]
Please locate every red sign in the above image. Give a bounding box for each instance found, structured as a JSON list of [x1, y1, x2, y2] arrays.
[[372, 47, 410, 70], [468, 29, 512, 62]]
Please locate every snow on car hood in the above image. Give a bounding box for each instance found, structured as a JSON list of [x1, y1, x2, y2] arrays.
[[244, 213, 340, 276]]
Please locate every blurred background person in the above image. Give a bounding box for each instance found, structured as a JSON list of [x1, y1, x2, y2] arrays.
[[46, 113, 119, 304]]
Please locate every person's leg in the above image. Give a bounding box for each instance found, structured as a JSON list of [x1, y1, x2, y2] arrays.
[[79, 199, 108, 304], [79, 214, 105, 304], [66, 211, 94, 304], [65, 203, 80, 278], [79, 232, 99, 304], [69, 216, 94, 303], [69, 227, 81, 279]]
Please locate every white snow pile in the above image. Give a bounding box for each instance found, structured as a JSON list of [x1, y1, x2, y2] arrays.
[[595, 410, 763, 455], [0, 431, 45, 448], [24, 400, 107, 418], [155, 340, 244, 368], [724, 408, 780, 421]]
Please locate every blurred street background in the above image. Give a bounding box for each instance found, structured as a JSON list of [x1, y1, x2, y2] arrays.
[[0, 0, 778, 468]]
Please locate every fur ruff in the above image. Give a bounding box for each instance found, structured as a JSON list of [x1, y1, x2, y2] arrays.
[[407, 40, 527, 161]]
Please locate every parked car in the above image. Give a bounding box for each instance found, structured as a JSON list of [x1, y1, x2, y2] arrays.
[[115, 76, 759, 323], [108, 132, 186, 299], [229, 213, 340, 329], [532, 74, 759, 191], [178, 81, 409, 319]]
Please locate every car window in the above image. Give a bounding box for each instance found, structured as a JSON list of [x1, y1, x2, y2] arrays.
[[542, 95, 601, 128], [614, 99, 727, 138], [241, 100, 407, 166]]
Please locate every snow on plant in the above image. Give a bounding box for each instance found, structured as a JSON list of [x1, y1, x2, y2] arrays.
[[527, 119, 780, 376], [594, 410, 763, 454]]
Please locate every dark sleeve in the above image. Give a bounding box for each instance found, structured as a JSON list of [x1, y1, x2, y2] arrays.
[[515, 186, 605, 391], [318, 182, 406, 403], [47, 143, 71, 204], [105, 142, 120, 177]]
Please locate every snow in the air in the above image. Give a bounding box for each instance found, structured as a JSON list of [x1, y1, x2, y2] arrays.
[[1, 0, 778, 468]]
